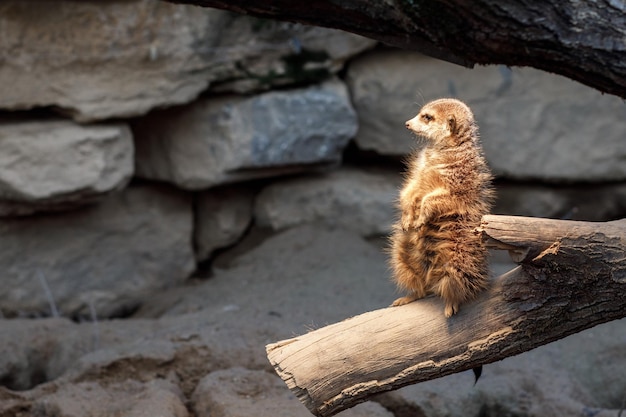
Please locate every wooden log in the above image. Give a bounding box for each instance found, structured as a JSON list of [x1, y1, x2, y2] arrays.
[[266, 215, 626, 417]]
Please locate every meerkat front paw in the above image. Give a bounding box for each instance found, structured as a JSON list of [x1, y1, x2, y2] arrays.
[[401, 211, 414, 231], [414, 213, 428, 230]]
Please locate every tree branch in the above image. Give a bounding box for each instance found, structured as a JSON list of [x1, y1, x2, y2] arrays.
[[265, 215, 626, 417], [167, 0, 626, 99]]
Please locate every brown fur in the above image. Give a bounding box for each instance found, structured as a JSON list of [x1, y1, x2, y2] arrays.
[[390, 98, 495, 317]]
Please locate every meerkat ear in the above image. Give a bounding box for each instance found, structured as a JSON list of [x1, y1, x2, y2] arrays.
[[447, 115, 457, 135]]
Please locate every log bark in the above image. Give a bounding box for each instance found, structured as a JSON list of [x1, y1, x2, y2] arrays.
[[167, 0, 626, 99], [265, 215, 626, 417]]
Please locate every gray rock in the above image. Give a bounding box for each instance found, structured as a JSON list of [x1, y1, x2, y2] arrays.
[[29, 379, 188, 417], [208, 22, 377, 94], [346, 49, 484, 155], [0, 1, 374, 122], [134, 79, 357, 189], [0, 318, 186, 392], [192, 368, 393, 417], [0, 120, 133, 216], [347, 49, 626, 182], [195, 186, 255, 262], [254, 168, 401, 236], [495, 182, 626, 221], [0, 185, 194, 318]]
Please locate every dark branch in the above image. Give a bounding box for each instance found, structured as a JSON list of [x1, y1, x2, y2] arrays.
[[168, 0, 626, 98]]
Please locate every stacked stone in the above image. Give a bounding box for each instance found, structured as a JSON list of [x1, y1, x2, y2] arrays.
[[0, 0, 374, 318], [1, 0, 625, 321]]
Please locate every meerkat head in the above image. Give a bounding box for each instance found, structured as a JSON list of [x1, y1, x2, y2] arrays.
[[405, 98, 477, 147]]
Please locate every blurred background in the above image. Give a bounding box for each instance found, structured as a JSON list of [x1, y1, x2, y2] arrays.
[[0, 1, 624, 416]]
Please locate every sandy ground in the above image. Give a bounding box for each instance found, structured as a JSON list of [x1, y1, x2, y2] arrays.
[[0, 224, 624, 417]]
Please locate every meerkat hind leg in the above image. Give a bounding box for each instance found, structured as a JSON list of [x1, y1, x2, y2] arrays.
[[391, 293, 423, 307], [440, 268, 467, 318], [444, 302, 459, 318]]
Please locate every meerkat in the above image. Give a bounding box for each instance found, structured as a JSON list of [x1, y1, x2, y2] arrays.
[[390, 98, 495, 317]]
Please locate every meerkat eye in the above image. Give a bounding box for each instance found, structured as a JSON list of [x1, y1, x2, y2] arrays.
[[421, 113, 434, 122]]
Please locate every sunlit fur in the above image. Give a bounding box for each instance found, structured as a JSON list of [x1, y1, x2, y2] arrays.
[[390, 98, 495, 317]]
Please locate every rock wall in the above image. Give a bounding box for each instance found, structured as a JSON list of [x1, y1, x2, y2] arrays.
[[0, 0, 375, 318], [347, 49, 626, 182], [2, 0, 626, 317], [0, 1, 625, 416]]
